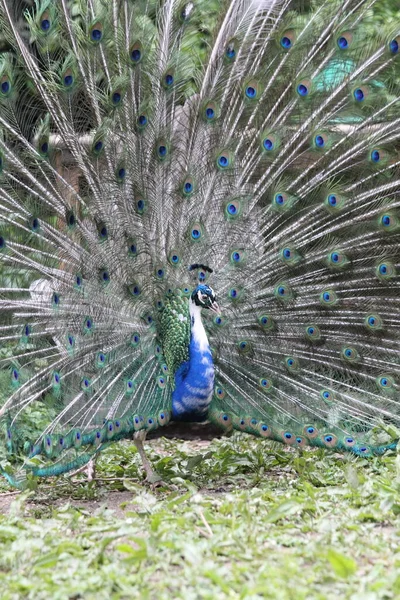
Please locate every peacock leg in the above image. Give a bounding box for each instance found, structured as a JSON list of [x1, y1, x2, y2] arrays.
[[86, 457, 96, 482], [133, 430, 163, 484], [68, 456, 97, 482]]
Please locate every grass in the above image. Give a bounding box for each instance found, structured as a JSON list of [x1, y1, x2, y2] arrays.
[[1, 435, 400, 599]]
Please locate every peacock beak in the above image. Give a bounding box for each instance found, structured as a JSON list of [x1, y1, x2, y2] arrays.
[[209, 301, 221, 315]]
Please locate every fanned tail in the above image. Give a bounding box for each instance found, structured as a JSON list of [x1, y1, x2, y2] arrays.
[[0, 0, 399, 486]]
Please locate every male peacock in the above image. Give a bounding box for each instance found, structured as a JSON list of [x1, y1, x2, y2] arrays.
[[0, 0, 399, 489]]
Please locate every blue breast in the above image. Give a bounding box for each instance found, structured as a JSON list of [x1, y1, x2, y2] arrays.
[[171, 334, 215, 421]]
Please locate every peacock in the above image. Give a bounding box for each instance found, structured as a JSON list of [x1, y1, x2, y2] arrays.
[[0, 0, 399, 489]]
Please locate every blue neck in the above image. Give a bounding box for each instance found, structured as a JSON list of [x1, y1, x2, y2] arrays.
[[171, 301, 214, 421]]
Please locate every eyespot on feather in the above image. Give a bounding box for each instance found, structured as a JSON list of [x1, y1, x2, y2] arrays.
[[130, 41, 143, 64], [224, 199, 242, 219], [319, 289, 338, 306], [305, 324, 321, 342], [216, 149, 233, 170], [304, 425, 319, 439], [323, 434, 338, 448], [274, 282, 294, 301], [89, 21, 103, 44], [225, 39, 237, 62], [389, 36, 399, 55], [244, 79, 260, 101], [281, 431, 296, 445], [341, 346, 360, 362], [375, 260, 396, 280], [285, 356, 300, 373], [258, 314, 275, 331], [364, 313, 383, 331], [296, 78, 312, 97], [279, 30, 296, 50], [336, 31, 353, 50]]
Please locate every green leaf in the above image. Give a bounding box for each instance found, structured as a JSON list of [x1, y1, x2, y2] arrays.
[[327, 549, 357, 579]]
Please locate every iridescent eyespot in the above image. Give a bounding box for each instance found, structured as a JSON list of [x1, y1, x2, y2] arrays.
[[215, 387, 225, 399], [91, 29, 102, 42], [285, 356, 299, 372], [336, 32, 353, 50], [371, 150, 380, 163], [81, 377, 91, 390], [101, 270, 110, 283], [353, 88, 364, 101], [263, 138, 274, 151], [93, 140, 104, 154], [377, 374, 394, 390], [126, 379, 134, 393], [84, 317, 93, 331], [320, 289, 338, 306], [66, 211, 76, 227], [259, 378, 272, 390], [52, 292, 60, 306], [64, 74, 73, 87], [281, 36, 292, 49], [341, 346, 359, 362], [206, 107, 214, 119], [225, 40, 236, 60], [40, 141, 49, 155], [40, 17, 51, 31], [137, 199, 145, 214], [245, 86, 256, 99], [297, 83, 309, 96], [1, 79, 10, 95], [131, 333, 140, 346], [389, 37, 399, 55], [130, 42, 143, 64], [229, 288, 238, 299]]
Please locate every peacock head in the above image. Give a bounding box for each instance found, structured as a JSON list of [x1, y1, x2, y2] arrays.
[[191, 284, 220, 314]]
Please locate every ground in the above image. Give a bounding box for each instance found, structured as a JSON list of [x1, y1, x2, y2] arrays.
[[1, 435, 400, 600]]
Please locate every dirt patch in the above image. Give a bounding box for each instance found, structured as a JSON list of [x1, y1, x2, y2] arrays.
[[0, 489, 138, 518]]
